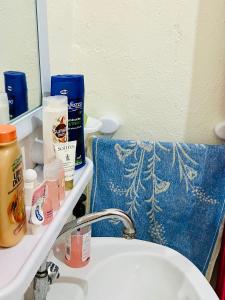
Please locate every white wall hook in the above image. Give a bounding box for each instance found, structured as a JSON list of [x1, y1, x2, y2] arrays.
[[214, 121, 225, 140], [99, 116, 120, 135], [84, 117, 102, 135]]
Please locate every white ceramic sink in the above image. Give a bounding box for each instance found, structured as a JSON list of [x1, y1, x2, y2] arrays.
[[47, 237, 218, 300]]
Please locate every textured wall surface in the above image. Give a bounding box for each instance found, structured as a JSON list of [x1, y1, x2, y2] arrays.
[[47, 0, 225, 144], [0, 0, 41, 111]]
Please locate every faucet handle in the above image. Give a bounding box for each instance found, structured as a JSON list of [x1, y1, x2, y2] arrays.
[[47, 261, 60, 284]]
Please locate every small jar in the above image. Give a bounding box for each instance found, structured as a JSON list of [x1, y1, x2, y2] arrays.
[[64, 225, 91, 268], [64, 194, 91, 268]]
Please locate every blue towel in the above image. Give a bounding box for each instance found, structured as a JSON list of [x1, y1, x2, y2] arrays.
[[90, 137, 225, 274]]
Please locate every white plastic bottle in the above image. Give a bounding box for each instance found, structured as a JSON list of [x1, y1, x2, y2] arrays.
[[24, 169, 38, 206], [0, 93, 9, 123], [42, 96, 68, 164]]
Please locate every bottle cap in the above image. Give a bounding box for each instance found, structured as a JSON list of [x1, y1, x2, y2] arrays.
[[4, 71, 27, 91], [51, 74, 84, 99], [24, 169, 37, 183], [0, 92, 9, 104], [0, 124, 17, 143], [43, 95, 68, 108], [4, 71, 26, 79]]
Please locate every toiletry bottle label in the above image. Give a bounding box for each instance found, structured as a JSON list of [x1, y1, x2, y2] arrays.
[[82, 230, 91, 262], [52, 116, 67, 143], [65, 235, 71, 260], [30, 183, 47, 225], [7, 155, 26, 235], [68, 100, 85, 168], [7, 93, 15, 120], [6, 85, 14, 119], [68, 101, 83, 131], [54, 142, 76, 183]]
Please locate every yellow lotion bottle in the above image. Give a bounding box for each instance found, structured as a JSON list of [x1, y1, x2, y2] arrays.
[[0, 125, 26, 247]]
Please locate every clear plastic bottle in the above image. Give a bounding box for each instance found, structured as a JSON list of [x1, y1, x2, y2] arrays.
[[57, 159, 65, 203], [44, 160, 60, 213], [64, 226, 91, 268], [44, 158, 65, 212], [64, 194, 91, 268]]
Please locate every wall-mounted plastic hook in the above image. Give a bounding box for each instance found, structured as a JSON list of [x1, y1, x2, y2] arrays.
[[214, 121, 225, 140], [99, 116, 120, 135], [84, 117, 102, 138]]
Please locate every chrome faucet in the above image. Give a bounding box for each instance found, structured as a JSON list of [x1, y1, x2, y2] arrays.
[[59, 208, 136, 239], [24, 259, 60, 300], [26, 208, 135, 300]]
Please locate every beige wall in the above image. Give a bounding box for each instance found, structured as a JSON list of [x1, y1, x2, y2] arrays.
[[47, 0, 225, 144]]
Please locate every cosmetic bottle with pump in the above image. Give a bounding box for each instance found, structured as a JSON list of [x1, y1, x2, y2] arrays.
[[56, 159, 65, 203], [64, 194, 91, 268], [42, 182, 53, 225], [51, 75, 86, 170], [0, 125, 26, 247], [42, 96, 68, 164], [44, 160, 60, 213], [0, 92, 10, 123]]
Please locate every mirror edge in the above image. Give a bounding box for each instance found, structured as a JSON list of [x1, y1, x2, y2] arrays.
[[12, 0, 49, 141], [36, 0, 50, 96]]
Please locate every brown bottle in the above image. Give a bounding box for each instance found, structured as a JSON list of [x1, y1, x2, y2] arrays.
[[0, 125, 26, 247]]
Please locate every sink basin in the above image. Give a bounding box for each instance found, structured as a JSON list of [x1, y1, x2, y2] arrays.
[[47, 237, 218, 300]]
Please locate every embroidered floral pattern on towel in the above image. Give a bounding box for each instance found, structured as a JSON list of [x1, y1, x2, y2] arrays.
[[111, 141, 217, 245], [91, 138, 225, 274]]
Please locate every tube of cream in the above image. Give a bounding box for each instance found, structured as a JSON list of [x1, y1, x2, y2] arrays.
[[54, 141, 77, 191]]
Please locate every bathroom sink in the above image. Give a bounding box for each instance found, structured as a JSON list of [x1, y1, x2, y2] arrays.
[[47, 237, 218, 300]]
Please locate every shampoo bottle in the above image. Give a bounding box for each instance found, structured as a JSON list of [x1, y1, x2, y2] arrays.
[[0, 125, 26, 247], [4, 71, 28, 119], [51, 75, 85, 169], [42, 96, 68, 164]]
